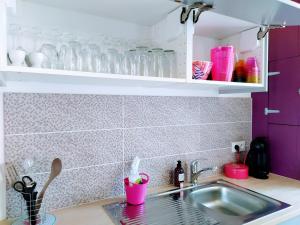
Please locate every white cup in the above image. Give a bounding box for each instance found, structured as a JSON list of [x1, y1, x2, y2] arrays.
[[8, 49, 26, 66], [28, 52, 45, 68]]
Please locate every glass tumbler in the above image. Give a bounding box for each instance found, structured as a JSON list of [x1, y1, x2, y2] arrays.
[[100, 52, 109, 73], [136, 46, 149, 76], [122, 51, 132, 75], [57, 33, 73, 70], [128, 49, 137, 75], [8, 24, 22, 50], [40, 43, 58, 69], [107, 48, 119, 74], [164, 50, 177, 78], [88, 44, 101, 73], [147, 50, 155, 77], [68, 41, 82, 71], [152, 48, 164, 77], [80, 44, 93, 72]]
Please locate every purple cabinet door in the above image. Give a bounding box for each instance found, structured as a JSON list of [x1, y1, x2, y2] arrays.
[[268, 124, 300, 180], [252, 92, 268, 138], [269, 26, 299, 62], [268, 57, 300, 125]]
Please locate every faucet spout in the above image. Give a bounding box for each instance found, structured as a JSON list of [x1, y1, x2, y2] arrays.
[[190, 160, 218, 185]]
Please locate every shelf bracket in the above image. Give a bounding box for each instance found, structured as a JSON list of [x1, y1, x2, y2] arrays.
[[180, 2, 213, 24], [257, 24, 286, 40]]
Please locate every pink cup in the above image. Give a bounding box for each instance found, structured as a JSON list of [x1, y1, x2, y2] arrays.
[[124, 173, 149, 205], [211, 46, 234, 81], [246, 57, 258, 74]]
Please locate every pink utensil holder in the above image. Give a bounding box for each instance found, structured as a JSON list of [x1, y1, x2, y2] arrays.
[[124, 173, 149, 205], [211, 46, 234, 81]]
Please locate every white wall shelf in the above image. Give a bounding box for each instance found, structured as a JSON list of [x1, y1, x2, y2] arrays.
[[0, 66, 261, 96]]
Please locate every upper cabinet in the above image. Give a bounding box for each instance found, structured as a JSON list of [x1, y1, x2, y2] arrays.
[[0, 0, 300, 96], [269, 26, 299, 61]]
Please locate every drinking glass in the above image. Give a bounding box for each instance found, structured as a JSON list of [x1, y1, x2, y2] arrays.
[[118, 53, 126, 74], [8, 24, 21, 50], [107, 48, 120, 74], [164, 50, 177, 78], [147, 50, 155, 76], [88, 44, 101, 72], [162, 51, 171, 78], [152, 48, 164, 77], [128, 49, 137, 75], [57, 33, 72, 70], [68, 41, 82, 71], [40, 43, 58, 69], [80, 47, 92, 72], [122, 51, 130, 75], [100, 52, 109, 73], [136, 46, 149, 76]]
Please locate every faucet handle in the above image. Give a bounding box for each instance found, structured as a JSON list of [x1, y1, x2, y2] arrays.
[[191, 160, 201, 173]]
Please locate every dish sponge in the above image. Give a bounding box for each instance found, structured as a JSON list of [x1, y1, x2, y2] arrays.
[[129, 156, 142, 184]]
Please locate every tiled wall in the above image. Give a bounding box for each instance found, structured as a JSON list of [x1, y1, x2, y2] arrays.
[[4, 93, 252, 217]]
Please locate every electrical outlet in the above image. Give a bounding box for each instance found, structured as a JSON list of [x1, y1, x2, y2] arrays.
[[231, 141, 246, 152]]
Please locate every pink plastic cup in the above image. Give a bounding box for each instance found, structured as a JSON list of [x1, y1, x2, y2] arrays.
[[124, 173, 149, 205], [211, 46, 234, 81]]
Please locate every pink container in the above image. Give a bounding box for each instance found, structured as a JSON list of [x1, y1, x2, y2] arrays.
[[192, 61, 213, 80], [224, 163, 248, 179], [124, 173, 149, 205], [211, 46, 234, 81], [245, 57, 259, 83]]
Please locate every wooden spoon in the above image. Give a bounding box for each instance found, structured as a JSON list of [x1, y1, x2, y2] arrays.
[[36, 158, 62, 214]]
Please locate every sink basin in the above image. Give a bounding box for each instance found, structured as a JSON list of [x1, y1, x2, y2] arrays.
[[104, 180, 290, 225], [189, 181, 284, 217]]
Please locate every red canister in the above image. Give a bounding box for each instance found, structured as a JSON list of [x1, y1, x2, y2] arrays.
[[224, 163, 248, 179]]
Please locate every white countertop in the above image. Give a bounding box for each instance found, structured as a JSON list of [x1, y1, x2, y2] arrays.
[[2, 173, 300, 225]]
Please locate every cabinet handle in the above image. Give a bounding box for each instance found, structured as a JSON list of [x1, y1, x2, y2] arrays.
[[264, 108, 280, 115], [268, 72, 280, 77]]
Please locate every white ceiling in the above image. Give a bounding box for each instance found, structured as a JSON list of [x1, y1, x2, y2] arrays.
[[24, 0, 181, 26]]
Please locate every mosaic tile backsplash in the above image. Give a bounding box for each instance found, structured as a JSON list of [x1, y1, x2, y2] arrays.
[[4, 93, 252, 217]]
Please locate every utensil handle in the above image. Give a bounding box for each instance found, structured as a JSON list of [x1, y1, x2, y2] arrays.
[[22, 192, 37, 225]]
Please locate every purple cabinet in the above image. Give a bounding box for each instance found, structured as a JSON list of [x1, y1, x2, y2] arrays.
[[268, 124, 300, 180], [269, 26, 299, 61], [253, 0, 300, 180], [268, 57, 300, 125]]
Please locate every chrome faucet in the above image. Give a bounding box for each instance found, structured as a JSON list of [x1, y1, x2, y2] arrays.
[[190, 160, 218, 185]]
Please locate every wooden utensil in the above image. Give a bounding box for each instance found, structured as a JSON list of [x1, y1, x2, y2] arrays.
[[5, 163, 19, 187], [35, 158, 62, 214]]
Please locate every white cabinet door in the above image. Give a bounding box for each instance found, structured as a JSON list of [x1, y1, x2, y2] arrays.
[[181, 0, 300, 26]]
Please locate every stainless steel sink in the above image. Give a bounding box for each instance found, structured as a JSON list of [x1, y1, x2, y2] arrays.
[[104, 180, 290, 225], [190, 186, 269, 216], [187, 180, 289, 224]]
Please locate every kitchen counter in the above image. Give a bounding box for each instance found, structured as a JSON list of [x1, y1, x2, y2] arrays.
[[2, 173, 300, 225]]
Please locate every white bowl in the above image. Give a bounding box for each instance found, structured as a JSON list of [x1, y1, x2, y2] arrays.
[[28, 52, 45, 68], [8, 49, 26, 66]]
